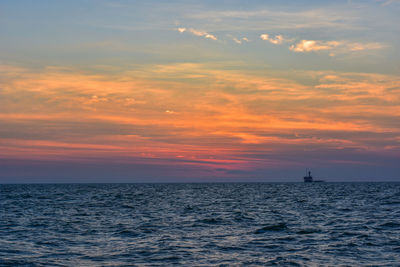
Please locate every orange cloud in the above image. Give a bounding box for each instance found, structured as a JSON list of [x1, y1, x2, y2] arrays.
[[0, 64, 399, 174]]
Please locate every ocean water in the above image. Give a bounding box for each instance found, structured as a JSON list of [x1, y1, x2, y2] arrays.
[[1, 183, 400, 266]]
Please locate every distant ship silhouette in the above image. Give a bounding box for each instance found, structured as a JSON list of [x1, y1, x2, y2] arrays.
[[303, 169, 324, 183]]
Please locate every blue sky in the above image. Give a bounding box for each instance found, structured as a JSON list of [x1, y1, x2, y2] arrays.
[[1, 0, 399, 71]]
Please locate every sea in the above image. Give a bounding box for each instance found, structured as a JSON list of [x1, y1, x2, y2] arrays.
[[1, 182, 400, 266]]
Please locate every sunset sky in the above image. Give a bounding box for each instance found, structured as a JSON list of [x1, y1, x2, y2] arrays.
[[1, 0, 399, 182]]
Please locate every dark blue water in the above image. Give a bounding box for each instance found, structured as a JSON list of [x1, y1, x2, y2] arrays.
[[1, 183, 400, 266]]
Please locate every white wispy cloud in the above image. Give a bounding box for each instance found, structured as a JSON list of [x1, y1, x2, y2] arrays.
[[177, 27, 385, 55], [289, 40, 385, 54], [233, 37, 241, 44], [204, 33, 217, 41], [289, 40, 342, 52], [177, 27, 217, 40], [349, 42, 385, 51], [232, 36, 250, 44], [260, 34, 285, 44]]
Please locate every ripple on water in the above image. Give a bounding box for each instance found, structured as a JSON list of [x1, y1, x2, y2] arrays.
[[254, 222, 288, 234], [1, 182, 400, 266]]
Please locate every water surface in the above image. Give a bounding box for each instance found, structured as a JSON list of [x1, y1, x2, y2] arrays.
[[1, 183, 400, 266]]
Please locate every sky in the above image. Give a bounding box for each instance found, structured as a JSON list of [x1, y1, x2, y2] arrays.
[[0, 0, 399, 183]]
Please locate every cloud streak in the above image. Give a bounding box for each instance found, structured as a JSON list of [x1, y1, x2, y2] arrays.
[[289, 39, 385, 54], [290, 40, 342, 52], [260, 33, 285, 44], [177, 27, 217, 40], [232, 36, 249, 44]]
